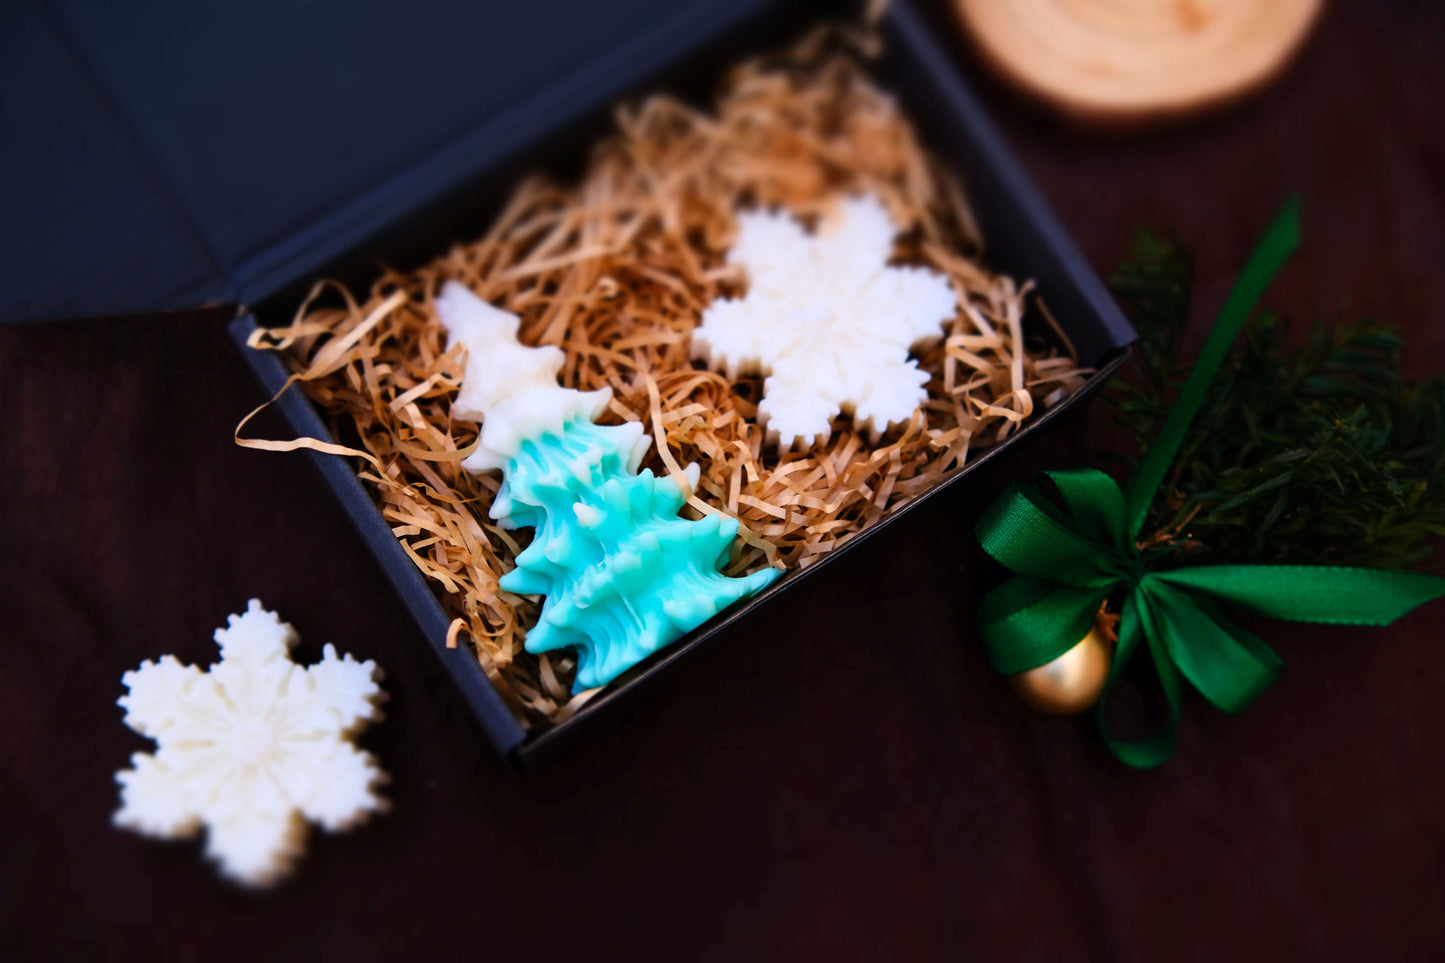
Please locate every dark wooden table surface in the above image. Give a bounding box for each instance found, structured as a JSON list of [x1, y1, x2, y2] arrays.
[[4, 3, 1443, 958]]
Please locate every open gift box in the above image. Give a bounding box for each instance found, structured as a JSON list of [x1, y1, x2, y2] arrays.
[[7, 0, 1132, 768]]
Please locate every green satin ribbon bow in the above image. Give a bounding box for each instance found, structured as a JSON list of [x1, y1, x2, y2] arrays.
[[975, 198, 1445, 767]]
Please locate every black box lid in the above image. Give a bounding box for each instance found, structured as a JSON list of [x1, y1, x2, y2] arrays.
[[3, 0, 783, 321]]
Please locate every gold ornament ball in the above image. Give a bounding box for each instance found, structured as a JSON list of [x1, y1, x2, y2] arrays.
[[1009, 623, 1112, 716]]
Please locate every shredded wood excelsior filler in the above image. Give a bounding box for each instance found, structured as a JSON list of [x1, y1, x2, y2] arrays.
[[242, 29, 1090, 726]]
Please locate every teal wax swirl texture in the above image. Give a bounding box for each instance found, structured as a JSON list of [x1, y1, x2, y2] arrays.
[[434, 280, 780, 693], [495, 417, 780, 692]]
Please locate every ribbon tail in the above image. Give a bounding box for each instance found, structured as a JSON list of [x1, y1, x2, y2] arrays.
[[1155, 565, 1445, 626], [1123, 198, 1302, 540]]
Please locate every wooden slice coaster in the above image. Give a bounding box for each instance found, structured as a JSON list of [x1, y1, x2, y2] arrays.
[[953, 0, 1324, 125]]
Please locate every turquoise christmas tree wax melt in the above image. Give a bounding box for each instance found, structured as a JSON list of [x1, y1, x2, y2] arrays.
[[435, 281, 780, 691]]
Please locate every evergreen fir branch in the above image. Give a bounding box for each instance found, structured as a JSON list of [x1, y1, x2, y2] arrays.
[[1104, 233, 1445, 572]]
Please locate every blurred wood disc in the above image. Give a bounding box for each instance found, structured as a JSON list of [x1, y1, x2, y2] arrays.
[[953, 0, 1324, 125]]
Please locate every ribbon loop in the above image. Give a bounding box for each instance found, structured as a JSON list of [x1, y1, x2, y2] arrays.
[[1046, 468, 1134, 558], [976, 473, 1136, 588], [1142, 578, 1282, 714], [1097, 594, 1181, 769], [978, 577, 1110, 674]]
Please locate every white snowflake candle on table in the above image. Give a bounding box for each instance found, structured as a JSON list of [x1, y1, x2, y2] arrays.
[[113, 600, 386, 888], [692, 194, 958, 450]]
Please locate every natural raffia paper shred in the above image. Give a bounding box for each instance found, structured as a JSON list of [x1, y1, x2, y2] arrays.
[[240, 28, 1090, 728]]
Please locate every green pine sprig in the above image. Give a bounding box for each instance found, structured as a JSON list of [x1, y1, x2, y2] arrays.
[[1105, 232, 1445, 571]]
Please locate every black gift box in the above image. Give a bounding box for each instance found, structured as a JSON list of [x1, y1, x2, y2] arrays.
[[6, 0, 1132, 768]]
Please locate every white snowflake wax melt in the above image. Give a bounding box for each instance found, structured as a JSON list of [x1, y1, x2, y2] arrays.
[[113, 600, 386, 887], [692, 194, 958, 449]]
